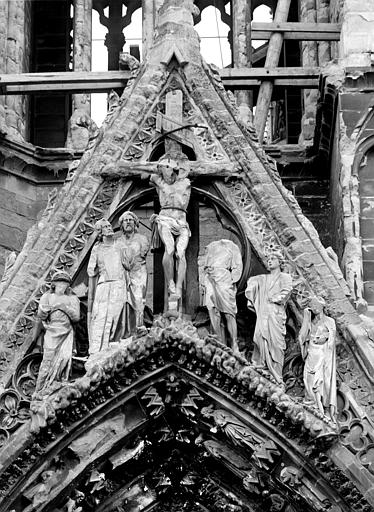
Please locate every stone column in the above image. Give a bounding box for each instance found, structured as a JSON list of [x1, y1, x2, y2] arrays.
[[72, 0, 93, 114], [6, 0, 29, 141], [142, 0, 155, 60], [66, 0, 93, 150], [316, 0, 331, 65], [298, 0, 318, 145], [105, 0, 125, 70], [231, 0, 253, 124], [0, 0, 9, 135]]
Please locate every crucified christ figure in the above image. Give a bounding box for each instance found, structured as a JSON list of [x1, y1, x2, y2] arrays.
[[150, 157, 191, 303]]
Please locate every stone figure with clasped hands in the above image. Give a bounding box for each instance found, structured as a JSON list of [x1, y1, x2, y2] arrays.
[[298, 296, 337, 421], [150, 157, 191, 303], [245, 252, 293, 384]]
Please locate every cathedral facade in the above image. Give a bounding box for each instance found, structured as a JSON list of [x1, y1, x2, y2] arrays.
[[0, 1, 374, 511]]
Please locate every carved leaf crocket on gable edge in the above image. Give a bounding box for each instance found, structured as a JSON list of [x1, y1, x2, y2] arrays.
[[1, 0, 374, 510], [0, 0, 373, 395], [0, 317, 368, 512]]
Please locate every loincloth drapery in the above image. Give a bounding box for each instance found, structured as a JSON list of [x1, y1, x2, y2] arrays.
[[151, 213, 190, 249]]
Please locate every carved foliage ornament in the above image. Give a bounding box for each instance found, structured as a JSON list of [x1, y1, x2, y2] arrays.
[[0, 318, 371, 512], [221, 180, 315, 308], [0, 181, 119, 441]]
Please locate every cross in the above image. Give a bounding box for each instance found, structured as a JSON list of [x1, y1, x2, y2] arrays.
[[156, 89, 194, 158]]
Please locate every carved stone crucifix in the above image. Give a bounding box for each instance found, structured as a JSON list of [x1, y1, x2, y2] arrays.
[[151, 89, 195, 312]]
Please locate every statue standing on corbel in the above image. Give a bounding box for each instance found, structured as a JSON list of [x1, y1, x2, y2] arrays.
[[245, 252, 293, 384], [298, 297, 337, 421], [203, 239, 243, 352], [87, 219, 128, 355], [150, 157, 191, 309], [33, 271, 80, 396], [118, 211, 149, 330]]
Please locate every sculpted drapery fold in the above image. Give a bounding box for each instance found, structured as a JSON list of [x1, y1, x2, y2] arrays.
[[87, 220, 128, 354], [34, 272, 80, 396], [245, 255, 293, 384]]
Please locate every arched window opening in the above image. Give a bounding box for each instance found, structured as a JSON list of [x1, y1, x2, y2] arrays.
[[91, 8, 108, 126], [194, 6, 231, 68], [91, 5, 142, 127], [123, 7, 142, 57], [252, 4, 272, 51]]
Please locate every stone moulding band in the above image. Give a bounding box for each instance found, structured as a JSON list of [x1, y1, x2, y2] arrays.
[[1, 317, 369, 512]]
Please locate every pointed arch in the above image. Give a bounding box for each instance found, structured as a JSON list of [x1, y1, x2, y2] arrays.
[[0, 317, 358, 512]]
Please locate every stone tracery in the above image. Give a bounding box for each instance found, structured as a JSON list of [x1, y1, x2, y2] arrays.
[[0, 0, 374, 510], [0, 317, 356, 512]]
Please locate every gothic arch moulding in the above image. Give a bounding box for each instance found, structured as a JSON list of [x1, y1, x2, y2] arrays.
[[0, 317, 367, 512]]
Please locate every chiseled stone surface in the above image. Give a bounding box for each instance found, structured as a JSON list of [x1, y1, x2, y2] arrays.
[[5, 0, 31, 141], [0, 0, 9, 136], [1, 0, 374, 507], [0, 0, 373, 402], [340, 1, 374, 67]]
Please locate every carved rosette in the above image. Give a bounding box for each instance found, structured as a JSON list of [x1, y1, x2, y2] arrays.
[[0, 391, 29, 435]]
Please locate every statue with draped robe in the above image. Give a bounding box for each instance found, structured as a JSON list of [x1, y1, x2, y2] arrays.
[[203, 239, 243, 352], [118, 211, 149, 330], [245, 252, 293, 384], [87, 219, 127, 355], [298, 297, 337, 421], [33, 271, 80, 396]]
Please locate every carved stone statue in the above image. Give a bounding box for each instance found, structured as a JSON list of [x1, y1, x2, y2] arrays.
[[202, 406, 261, 451], [245, 252, 293, 384], [33, 271, 80, 396], [298, 297, 337, 421], [87, 219, 127, 355], [118, 211, 149, 329], [201, 405, 279, 468], [150, 157, 191, 305], [203, 239, 243, 352], [26, 469, 61, 507]]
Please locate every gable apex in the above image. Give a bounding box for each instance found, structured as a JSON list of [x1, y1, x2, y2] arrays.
[[160, 44, 189, 67]]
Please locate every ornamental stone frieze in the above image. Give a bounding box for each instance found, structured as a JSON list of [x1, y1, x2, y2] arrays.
[[1, 0, 374, 510], [0, 317, 366, 512]]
